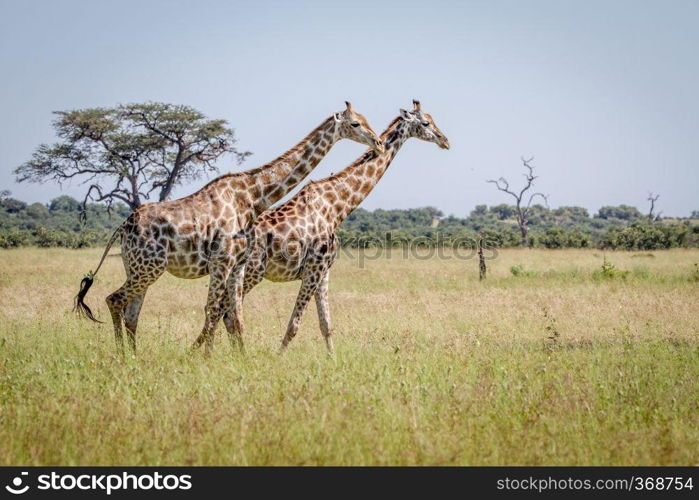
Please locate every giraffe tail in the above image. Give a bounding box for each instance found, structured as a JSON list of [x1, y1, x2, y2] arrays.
[[73, 221, 124, 323], [74, 274, 101, 323]]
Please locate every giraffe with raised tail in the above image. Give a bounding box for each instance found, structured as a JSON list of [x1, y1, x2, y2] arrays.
[[74, 102, 383, 356], [228, 100, 449, 353]]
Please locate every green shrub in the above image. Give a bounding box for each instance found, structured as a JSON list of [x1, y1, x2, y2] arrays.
[[593, 257, 629, 280], [690, 263, 699, 283], [540, 227, 590, 249], [0, 229, 34, 248], [599, 222, 696, 250], [631, 265, 650, 279], [35, 227, 77, 248], [510, 264, 537, 277]]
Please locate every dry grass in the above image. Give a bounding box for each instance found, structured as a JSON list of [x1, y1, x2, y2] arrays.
[[0, 247, 697, 465]]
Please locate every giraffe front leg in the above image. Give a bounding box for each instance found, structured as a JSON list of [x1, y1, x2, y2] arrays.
[[280, 274, 322, 352], [314, 271, 334, 355]]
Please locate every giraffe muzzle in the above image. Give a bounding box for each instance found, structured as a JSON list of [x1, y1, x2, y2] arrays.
[[372, 139, 385, 154]]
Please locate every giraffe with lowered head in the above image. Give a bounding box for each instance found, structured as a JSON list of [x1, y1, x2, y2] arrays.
[[74, 102, 383, 356], [227, 100, 449, 353]]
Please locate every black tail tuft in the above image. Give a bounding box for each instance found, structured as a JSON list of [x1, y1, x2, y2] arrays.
[[73, 275, 103, 323]]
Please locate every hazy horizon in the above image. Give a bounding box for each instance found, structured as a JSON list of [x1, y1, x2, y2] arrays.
[[1, 0, 697, 218]]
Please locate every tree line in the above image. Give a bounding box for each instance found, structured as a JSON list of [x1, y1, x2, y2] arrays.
[[1, 192, 697, 250], [339, 205, 698, 250]]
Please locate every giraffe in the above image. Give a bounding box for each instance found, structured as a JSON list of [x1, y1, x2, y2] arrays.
[[74, 102, 383, 356], [226, 100, 449, 354]]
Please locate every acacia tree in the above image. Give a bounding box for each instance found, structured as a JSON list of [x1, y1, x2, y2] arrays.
[[15, 103, 251, 216], [487, 156, 548, 247]]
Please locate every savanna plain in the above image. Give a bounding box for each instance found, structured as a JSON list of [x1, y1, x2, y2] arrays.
[[0, 247, 697, 465]]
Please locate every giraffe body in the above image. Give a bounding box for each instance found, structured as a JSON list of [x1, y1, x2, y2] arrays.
[[230, 101, 449, 353], [74, 103, 382, 356]]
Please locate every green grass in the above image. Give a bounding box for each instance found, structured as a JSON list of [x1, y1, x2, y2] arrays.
[[0, 248, 697, 465]]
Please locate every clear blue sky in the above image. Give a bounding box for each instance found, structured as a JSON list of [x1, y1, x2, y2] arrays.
[[1, 0, 697, 217]]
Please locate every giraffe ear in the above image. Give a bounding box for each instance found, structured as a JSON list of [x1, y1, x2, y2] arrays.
[[399, 108, 415, 121], [334, 112, 344, 122]]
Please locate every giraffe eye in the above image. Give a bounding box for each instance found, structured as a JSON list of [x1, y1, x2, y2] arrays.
[[351, 122, 360, 127], [421, 121, 429, 127]]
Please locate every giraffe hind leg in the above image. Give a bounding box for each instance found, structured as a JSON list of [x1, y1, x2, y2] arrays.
[[106, 286, 127, 356], [106, 282, 148, 356], [107, 275, 161, 356], [124, 293, 147, 353]]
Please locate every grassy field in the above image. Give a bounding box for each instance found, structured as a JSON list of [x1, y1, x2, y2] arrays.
[[0, 247, 697, 465]]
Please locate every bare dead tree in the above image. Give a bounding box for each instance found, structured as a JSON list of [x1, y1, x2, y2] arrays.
[[487, 156, 548, 247], [647, 192, 661, 221]]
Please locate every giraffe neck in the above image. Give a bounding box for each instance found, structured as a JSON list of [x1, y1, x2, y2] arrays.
[[324, 118, 409, 228], [249, 116, 338, 215]]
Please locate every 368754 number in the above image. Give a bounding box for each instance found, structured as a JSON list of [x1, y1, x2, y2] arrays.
[[633, 476, 693, 491]]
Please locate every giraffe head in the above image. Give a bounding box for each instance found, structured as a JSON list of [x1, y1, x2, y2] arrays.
[[399, 100, 450, 150], [334, 101, 384, 154]]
